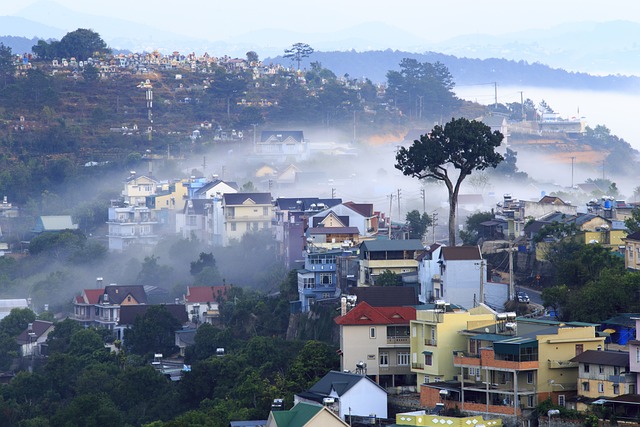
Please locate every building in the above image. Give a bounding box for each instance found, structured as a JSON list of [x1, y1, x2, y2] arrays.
[[570, 350, 633, 411], [297, 249, 343, 312], [222, 192, 273, 245], [623, 231, 640, 271], [411, 303, 497, 387], [32, 215, 78, 233], [434, 246, 488, 309], [295, 370, 388, 420], [357, 239, 424, 287], [182, 285, 229, 325], [106, 203, 159, 252], [266, 402, 348, 427], [17, 320, 54, 357], [335, 302, 416, 388], [308, 202, 378, 239]]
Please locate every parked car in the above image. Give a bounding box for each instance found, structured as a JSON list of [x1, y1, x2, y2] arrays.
[[517, 291, 530, 303]]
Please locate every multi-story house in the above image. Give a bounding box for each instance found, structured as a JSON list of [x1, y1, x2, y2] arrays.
[[357, 239, 424, 287], [411, 302, 497, 387], [309, 202, 378, 239], [335, 301, 416, 388], [121, 173, 158, 207], [72, 284, 148, 339], [629, 316, 640, 389], [175, 199, 211, 242], [183, 285, 229, 325], [253, 130, 308, 163], [297, 248, 343, 312], [222, 192, 273, 246], [107, 203, 159, 252], [424, 318, 605, 418], [570, 349, 633, 411], [273, 197, 342, 269], [436, 246, 493, 309], [417, 244, 443, 303], [623, 231, 640, 271]]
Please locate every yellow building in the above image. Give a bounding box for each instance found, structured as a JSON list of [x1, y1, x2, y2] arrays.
[[395, 411, 502, 427], [569, 349, 633, 411], [411, 302, 497, 388], [222, 192, 273, 245], [623, 231, 640, 270], [518, 319, 605, 406]]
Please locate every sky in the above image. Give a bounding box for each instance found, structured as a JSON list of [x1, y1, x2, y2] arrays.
[[3, 0, 640, 43]]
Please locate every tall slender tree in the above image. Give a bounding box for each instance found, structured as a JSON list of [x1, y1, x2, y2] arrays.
[[283, 43, 314, 70], [395, 117, 504, 245]]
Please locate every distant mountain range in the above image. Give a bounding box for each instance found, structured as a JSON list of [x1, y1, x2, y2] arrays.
[[2, 0, 640, 78]]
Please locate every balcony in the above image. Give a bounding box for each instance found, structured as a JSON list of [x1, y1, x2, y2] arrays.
[[424, 338, 437, 346], [411, 362, 424, 370], [548, 360, 579, 369], [387, 336, 410, 345]]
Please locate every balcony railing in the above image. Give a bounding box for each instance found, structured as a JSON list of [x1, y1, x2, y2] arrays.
[[424, 338, 437, 346], [411, 363, 424, 370], [387, 336, 410, 345], [548, 360, 578, 369]]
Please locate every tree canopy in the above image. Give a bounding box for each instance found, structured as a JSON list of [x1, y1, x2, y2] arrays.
[[32, 28, 110, 60], [283, 43, 314, 70], [395, 117, 504, 245]]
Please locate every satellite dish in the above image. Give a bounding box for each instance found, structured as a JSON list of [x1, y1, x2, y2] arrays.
[[485, 327, 490, 333]]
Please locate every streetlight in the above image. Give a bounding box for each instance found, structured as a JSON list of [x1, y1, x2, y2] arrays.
[[548, 409, 560, 427]]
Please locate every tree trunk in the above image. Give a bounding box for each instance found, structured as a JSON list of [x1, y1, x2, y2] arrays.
[[448, 194, 457, 246]]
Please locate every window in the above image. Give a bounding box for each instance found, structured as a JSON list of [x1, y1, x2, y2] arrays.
[[303, 278, 315, 289], [263, 207, 269, 216], [613, 384, 620, 395], [598, 383, 604, 393], [469, 367, 476, 376], [252, 222, 259, 231], [397, 352, 410, 366], [582, 382, 590, 392], [188, 215, 197, 226], [322, 293, 331, 299], [637, 348, 640, 363], [320, 273, 333, 285], [614, 366, 620, 375], [227, 207, 235, 218], [369, 327, 376, 339], [412, 326, 416, 337], [380, 352, 389, 367], [527, 395, 535, 408], [424, 353, 433, 366], [575, 344, 583, 356], [558, 395, 565, 407], [230, 223, 236, 231], [527, 372, 534, 384], [599, 365, 604, 374], [423, 376, 430, 384], [584, 364, 590, 373]]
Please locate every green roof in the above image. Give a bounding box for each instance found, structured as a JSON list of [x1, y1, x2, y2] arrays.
[[271, 403, 322, 427]]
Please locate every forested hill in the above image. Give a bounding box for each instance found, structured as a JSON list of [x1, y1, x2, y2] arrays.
[[268, 50, 640, 90]]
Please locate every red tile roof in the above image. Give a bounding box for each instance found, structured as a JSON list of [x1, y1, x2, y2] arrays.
[[185, 286, 229, 303], [77, 289, 103, 304], [335, 301, 415, 325]]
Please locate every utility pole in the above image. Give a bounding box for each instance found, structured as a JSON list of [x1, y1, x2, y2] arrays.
[[494, 82, 498, 109], [519, 91, 524, 121], [397, 189, 401, 218], [570, 156, 575, 188], [331, 188, 336, 199], [432, 212, 438, 243], [508, 240, 515, 301], [388, 193, 394, 240], [479, 258, 485, 304]]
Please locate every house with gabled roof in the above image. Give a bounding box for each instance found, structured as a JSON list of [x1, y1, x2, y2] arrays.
[[183, 285, 229, 325], [335, 302, 416, 389], [254, 131, 308, 162], [273, 197, 344, 268], [222, 192, 273, 246], [32, 215, 78, 233], [193, 179, 238, 199], [295, 370, 388, 420], [175, 198, 211, 242], [266, 401, 348, 427], [72, 284, 148, 337], [309, 202, 377, 239], [17, 320, 54, 357]]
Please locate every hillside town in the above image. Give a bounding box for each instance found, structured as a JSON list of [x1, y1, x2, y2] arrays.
[[2, 26, 640, 427]]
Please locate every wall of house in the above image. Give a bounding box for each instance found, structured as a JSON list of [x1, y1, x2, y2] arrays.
[[523, 201, 576, 220], [223, 202, 272, 245], [411, 309, 496, 388], [340, 324, 388, 377], [442, 260, 486, 309], [537, 326, 605, 397], [341, 379, 387, 419]]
